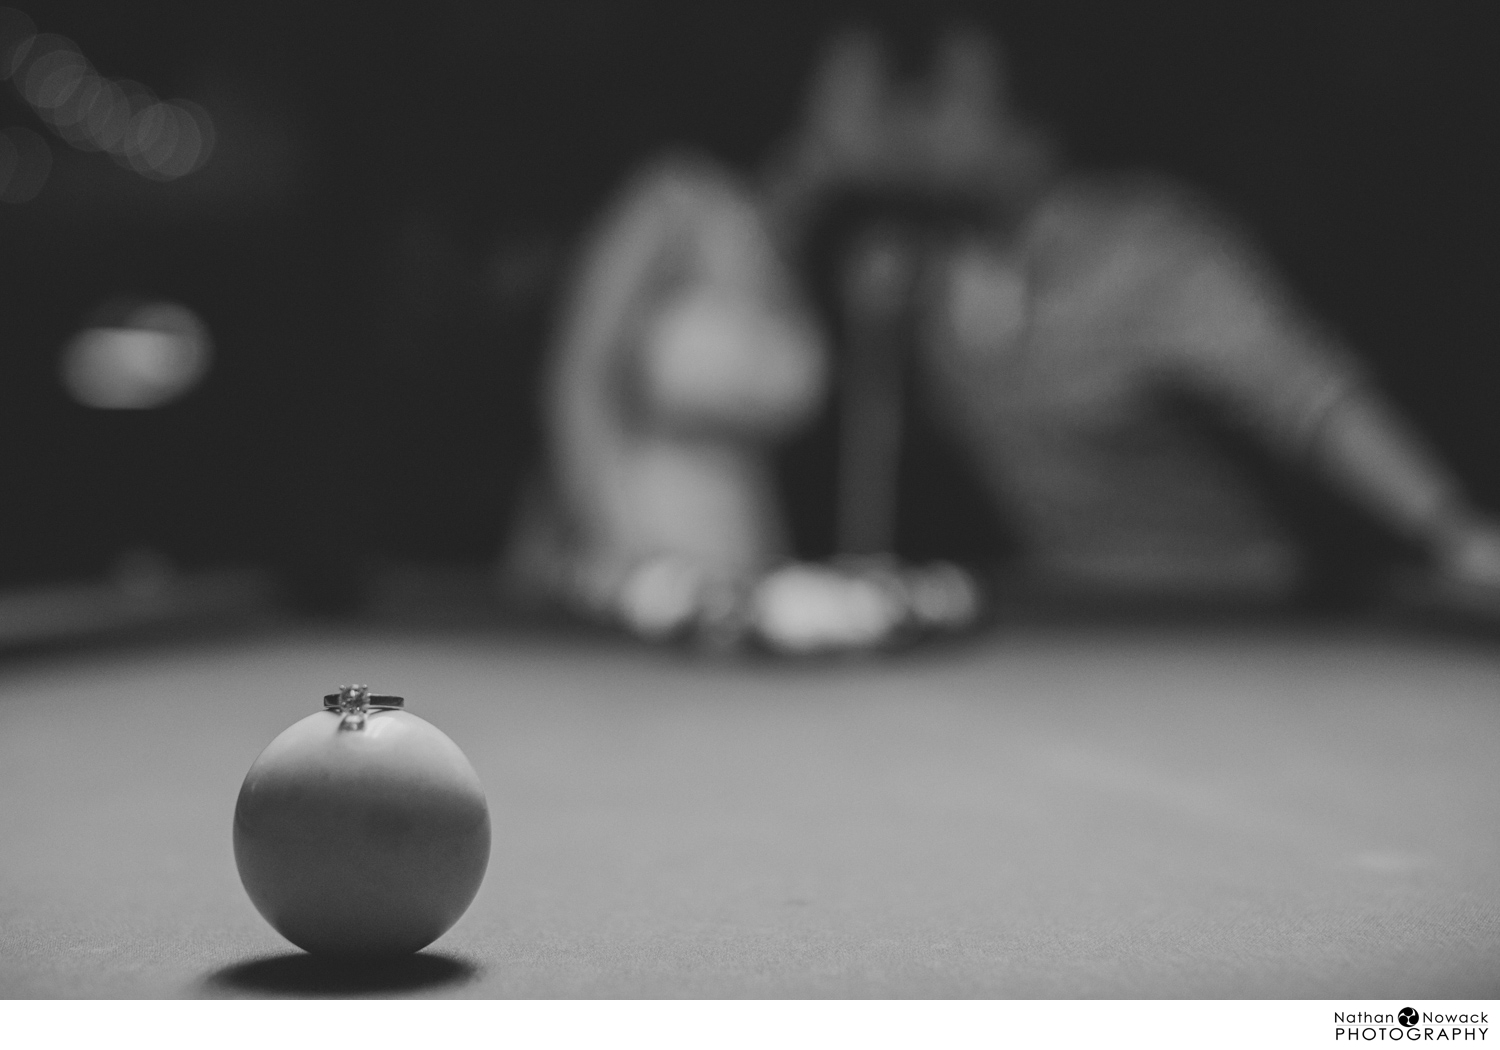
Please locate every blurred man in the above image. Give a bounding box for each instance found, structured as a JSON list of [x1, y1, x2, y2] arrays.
[[840, 27, 1500, 604]]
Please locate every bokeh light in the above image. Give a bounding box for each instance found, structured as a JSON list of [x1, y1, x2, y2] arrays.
[[99, 82, 131, 146], [156, 100, 212, 177], [23, 36, 83, 109], [60, 301, 214, 410], [53, 71, 106, 146], [1, 8, 215, 183]]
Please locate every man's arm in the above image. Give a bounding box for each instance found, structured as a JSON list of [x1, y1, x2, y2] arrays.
[[1147, 201, 1500, 586], [1311, 395, 1500, 585]]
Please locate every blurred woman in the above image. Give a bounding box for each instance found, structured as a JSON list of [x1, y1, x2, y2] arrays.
[[507, 31, 935, 646]]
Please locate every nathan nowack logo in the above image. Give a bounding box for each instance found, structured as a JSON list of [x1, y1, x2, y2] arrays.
[[1335, 1007, 1489, 1042]]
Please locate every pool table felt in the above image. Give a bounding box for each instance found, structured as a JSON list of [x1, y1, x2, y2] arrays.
[[2, 623, 1497, 997]]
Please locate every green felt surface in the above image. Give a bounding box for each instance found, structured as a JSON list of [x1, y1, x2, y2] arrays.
[[1, 623, 1497, 997]]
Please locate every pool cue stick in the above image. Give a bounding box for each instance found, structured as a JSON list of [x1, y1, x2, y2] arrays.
[[835, 223, 921, 557]]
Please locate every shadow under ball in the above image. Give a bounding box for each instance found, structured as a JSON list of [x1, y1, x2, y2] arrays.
[[234, 696, 490, 958]]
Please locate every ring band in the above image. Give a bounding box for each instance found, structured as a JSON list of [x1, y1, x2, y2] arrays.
[[323, 693, 405, 710]]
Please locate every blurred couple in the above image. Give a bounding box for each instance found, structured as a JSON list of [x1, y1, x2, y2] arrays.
[[506, 24, 1500, 652]]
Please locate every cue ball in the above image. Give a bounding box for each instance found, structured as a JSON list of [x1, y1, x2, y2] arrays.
[[233, 687, 490, 958]]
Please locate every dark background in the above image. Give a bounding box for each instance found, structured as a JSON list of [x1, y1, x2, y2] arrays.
[[2, 0, 1495, 594]]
